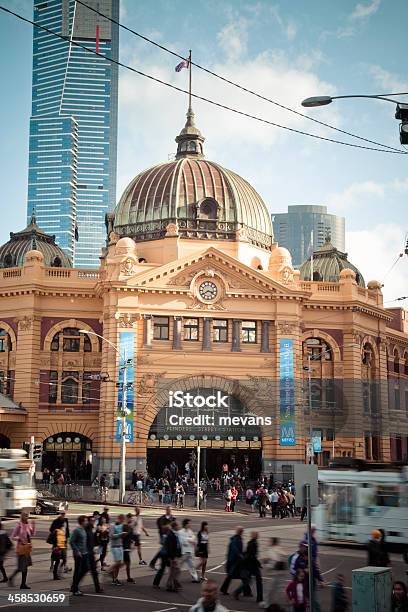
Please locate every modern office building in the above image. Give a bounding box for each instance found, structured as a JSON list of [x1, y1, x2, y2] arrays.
[[27, 0, 119, 268], [272, 205, 345, 267]]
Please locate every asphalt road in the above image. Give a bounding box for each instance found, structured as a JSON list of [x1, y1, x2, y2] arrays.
[[0, 502, 406, 611]]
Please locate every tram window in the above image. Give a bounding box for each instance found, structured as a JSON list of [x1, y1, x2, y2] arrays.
[[153, 317, 169, 340], [376, 485, 399, 507]]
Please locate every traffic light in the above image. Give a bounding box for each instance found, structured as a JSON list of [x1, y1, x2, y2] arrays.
[[395, 104, 408, 145], [22, 442, 30, 456], [33, 444, 42, 461]]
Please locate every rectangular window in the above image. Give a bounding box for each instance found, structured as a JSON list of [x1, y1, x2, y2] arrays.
[[213, 319, 228, 343], [376, 485, 400, 507], [153, 317, 169, 340], [49, 371, 58, 404], [184, 318, 199, 341], [394, 386, 400, 410], [241, 321, 257, 344], [325, 429, 334, 441]]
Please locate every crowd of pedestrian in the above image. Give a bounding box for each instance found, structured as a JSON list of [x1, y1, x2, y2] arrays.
[[1, 504, 408, 612]]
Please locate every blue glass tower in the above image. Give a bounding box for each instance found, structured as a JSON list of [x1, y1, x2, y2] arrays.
[[27, 0, 119, 267]]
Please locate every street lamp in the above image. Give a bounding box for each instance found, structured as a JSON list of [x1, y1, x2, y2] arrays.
[[301, 92, 408, 144], [79, 329, 130, 504], [304, 342, 357, 463]]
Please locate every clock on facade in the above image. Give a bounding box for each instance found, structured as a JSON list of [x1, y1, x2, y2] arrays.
[[198, 280, 218, 301]]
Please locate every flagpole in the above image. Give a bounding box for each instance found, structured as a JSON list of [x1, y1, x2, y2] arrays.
[[188, 49, 192, 109]]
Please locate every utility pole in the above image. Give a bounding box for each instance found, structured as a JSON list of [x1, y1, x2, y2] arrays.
[[29, 436, 35, 487], [196, 443, 201, 511], [119, 347, 128, 505], [307, 354, 313, 464]]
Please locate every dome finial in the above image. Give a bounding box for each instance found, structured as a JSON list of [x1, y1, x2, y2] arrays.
[[175, 105, 205, 158], [30, 209, 37, 226], [175, 50, 205, 159]]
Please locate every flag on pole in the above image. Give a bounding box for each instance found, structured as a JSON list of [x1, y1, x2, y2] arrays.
[[306, 242, 314, 258], [309, 230, 314, 280], [175, 59, 189, 72]]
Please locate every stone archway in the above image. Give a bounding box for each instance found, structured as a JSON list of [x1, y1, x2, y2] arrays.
[[41, 431, 93, 482], [139, 374, 275, 479]]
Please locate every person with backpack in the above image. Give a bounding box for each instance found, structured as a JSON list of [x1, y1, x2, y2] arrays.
[[0, 520, 12, 582], [49, 511, 70, 574], [108, 513, 125, 585], [150, 506, 175, 570], [49, 518, 66, 581]]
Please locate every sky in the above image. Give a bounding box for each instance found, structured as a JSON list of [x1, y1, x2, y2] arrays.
[[0, 0, 407, 303]]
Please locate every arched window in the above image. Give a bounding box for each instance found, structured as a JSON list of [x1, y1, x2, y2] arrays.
[[197, 198, 218, 220], [0, 329, 12, 353], [61, 372, 79, 404], [303, 338, 332, 360], [394, 349, 400, 374], [3, 254, 13, 267], [50, 327, 92, 353], [362, 343, 377, 417], [52, 256, 62, 268]]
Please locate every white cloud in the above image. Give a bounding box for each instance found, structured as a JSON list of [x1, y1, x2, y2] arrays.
[[369, 65, 408, 93], [347, 223, 408, 302], [326, 180, 385, 211], [269, 5, 298, 41], [217, 19, 249, 62], [350, 0, 381, 20]]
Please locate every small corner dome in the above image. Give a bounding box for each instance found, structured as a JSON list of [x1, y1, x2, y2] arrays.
[[339, 268, 356, 280], [270, 246, 292, 264], [24, 250, 44, 264], [115, 236, 137, 255], [367, 280, 382, 290], [0, 212, 71, 269], [299, 235, 365, 287]]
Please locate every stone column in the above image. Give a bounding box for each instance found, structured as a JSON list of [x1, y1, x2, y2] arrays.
[[231, 319, 241, 352], [173, 317, 182, 350], [202, 318, 212, 352], [261, 320, 270, 353], [143, 315, 153, 348]]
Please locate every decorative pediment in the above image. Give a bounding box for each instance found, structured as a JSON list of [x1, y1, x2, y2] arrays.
[[131, 248, 301, 299]]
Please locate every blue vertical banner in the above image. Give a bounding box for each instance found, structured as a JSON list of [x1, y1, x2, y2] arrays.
[[115, 331, 134, 443], [279, 338, 296, 446]]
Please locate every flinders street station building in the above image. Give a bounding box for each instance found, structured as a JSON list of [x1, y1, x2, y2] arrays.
[[0, 107, 407, 481]]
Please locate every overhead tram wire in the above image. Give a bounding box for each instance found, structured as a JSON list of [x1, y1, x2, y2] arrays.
[[1, 5, 407, 155], [75, 0, 407, 154]]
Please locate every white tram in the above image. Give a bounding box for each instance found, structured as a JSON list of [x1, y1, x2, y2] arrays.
[[313, 459, 408, 545]]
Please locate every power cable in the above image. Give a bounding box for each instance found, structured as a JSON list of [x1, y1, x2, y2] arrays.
[[75, 0, 406, 154], [0, 5, 407, 155]]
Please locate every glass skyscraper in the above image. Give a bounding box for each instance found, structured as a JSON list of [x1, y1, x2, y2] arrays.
[[27, 0, 119, 267], [272, 205, 345, 267]]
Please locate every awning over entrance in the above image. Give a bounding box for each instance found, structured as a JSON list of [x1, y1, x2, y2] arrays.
[[0, 393, 26, 423]]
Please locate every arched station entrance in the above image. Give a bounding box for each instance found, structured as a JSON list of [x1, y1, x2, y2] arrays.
[[146, 387, 263, 480], [42, 433, 92, 481]]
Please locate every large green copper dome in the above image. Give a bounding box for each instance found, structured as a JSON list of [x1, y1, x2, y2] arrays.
[[299, 236, 365, 287], [112, 108, 273, 250]]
